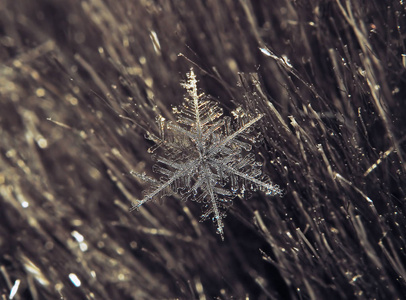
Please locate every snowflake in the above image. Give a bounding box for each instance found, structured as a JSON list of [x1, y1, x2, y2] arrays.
[[131, 69, 283, 240]]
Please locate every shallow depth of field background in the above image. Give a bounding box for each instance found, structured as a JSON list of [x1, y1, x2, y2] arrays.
[[1, 0, 406, 299]]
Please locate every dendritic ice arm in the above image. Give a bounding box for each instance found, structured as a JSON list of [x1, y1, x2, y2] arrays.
[[130, 158, 199, 211], [219, 162, 284, 196], [207, 113, 264, 157], [200, 164, 226, 239]]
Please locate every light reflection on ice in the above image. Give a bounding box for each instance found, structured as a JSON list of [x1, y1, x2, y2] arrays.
[[9, 279, 20, 299], [71, 231, 84, 242], [22, 257, 50, 286], [71, 231, 88, 252], [79, 243, 88, 252], [69, 273, 81, 287]]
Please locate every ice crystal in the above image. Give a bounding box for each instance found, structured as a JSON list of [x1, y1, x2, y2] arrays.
[[131, 69, 283, 239]]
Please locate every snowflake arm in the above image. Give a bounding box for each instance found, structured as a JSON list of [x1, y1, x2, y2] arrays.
[[207, 113, 264, 157], [219, 162, 284, 196], [130, 158, 199, 211], [201, 164, 225, 239]]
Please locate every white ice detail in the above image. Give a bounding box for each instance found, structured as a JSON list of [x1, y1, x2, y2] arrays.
[[131, 69, 283, 240]]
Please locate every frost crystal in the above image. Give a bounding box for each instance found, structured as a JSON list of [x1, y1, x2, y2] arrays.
[[131, 69, 283, 240]]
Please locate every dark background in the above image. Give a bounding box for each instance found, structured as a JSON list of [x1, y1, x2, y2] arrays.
[[1, 0, 406, 299]]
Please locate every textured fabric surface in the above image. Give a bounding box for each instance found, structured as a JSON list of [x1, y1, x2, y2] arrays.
[[0, 1, 405, 299]]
